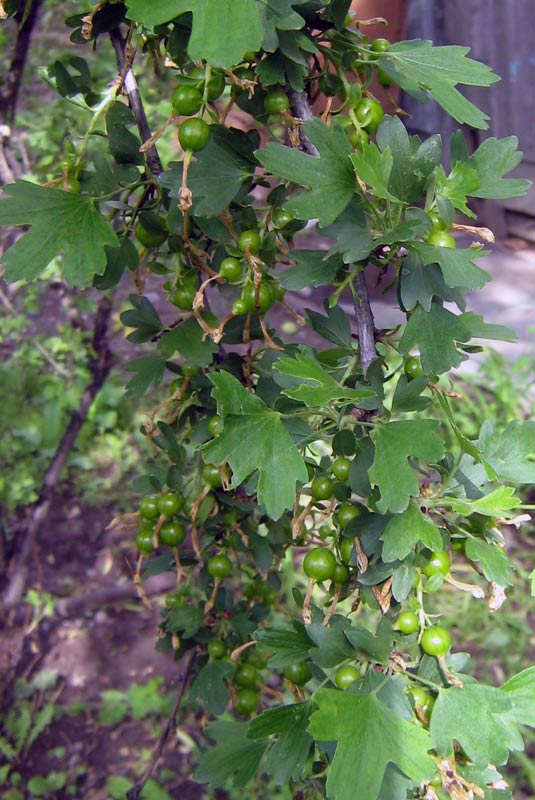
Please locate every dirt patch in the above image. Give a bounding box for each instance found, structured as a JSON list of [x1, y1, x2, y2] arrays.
[[0, 489, 209, 798]]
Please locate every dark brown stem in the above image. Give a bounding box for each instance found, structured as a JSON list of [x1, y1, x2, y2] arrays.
[[109, 28, 162, 177], [0, 0, 43, 126], [353, 271, 377, 373], [288, 90, 320, 156], [2, 296, 114, 607], [126, 649, 197, 800]]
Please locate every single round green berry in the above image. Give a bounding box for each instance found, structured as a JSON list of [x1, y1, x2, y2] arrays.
[[157, 492, 182, 517], [311, 475, 335, 501], [208, 415, 224, 437], [171, 85, 203, 116], [159, 521, 186, 547], [396, 611, 419, 635], [303, 548, 337, 582], [203, 463, 222, 488], [238, 229, 261, 254], [332, 563, 350, 585], [421, 626, 452, 657], [135, 530, 155, 555], [422, 550, 451, 578], [404, 356, 424, 379], [233, 687, 259, 716], [334, 664, 360, 690], [283, 662, 312, 686], [219, 257, 243, 282], [264, 90, 290, 115], [139, 495, 160, 520], [207, 554, 232, 579], [234, 663, 259, 689], [178, 117, 211, 152], [335, 502, 362, 528], [208, 640, 226, 659], [331, 457, 351, 482]]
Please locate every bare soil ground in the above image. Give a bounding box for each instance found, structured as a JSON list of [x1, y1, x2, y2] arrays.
[[0, 489, 211, 798]]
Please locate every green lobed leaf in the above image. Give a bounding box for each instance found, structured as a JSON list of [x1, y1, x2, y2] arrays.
[[256, 50, 308, 91], [322, 200, 374, 264], [451, 132, 532, 200], [378, 40, 500, 130], [124, 357, 166, 398], [391, 374, 432, 412], [84, 153, 140, 199], [347, 437, 374, 496], [257, 119, 355, 226], [410, 242, 490, 290], [308, 617, 354, 668], [274, 352, 373, 407], [501, 667, 535, 727], [94, 236, 139, 290], [247, 702, 314, 784], [120, 294, 164, 342], [189, 661, 233, 715], [434, 393, 484, 462], [399, 253, 466, 312], [141, 553, 175, 580], [165, 605, 204, 637], [377, 210, 432, 246], [344, 617, 395, 665], [369, 420, 445, 513], [350, 142, 399, 201], [392, 562, 418, 602], [280, 249, 343, 290], [433, 162, 479, 217], [308, 689, 435, 800], [479, 420, 535, 485], [445, 485, 520, 518], [459, 312, 517, 343], [0, 181, 118, 286], [255, 622, 313, 668], [193, 721, 267, 788], [282, 23, 315, 55], [106, 102, 144, 165], [399, 302, 470, 374], [430, 684, 515, 766], [157, 316, 218, 366], [375, 116, 442, 203], [126, 0, 263, 66], [203, 371, 308, 519], [381, 503, 443, 562], [306, 305, 352, 348], [160, 127, 257, 217], [464, 537, 513, 586], [257, 0, 308, 52], [139, 779, 173, 800]]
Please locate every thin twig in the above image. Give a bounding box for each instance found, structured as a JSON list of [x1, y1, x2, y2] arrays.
[[126, 649, 197, 800], [2, 296, 114, 607], [352, 271, 377, 373], [288, 90, 320, 156], [109, 27, 162, 178], [0, 0, 43, 126]]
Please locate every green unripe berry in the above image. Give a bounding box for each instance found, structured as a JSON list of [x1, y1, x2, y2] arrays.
[[334, 664, 360, 690]]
